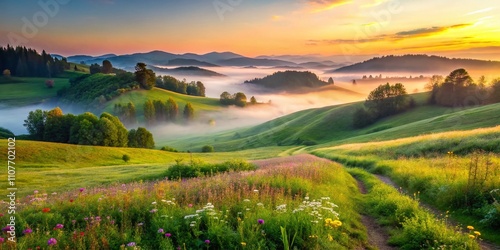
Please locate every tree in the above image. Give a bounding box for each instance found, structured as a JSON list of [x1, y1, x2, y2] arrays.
[[328, 77, 334, 84], [43, 107, 65, 142], [352, 79, 356, 85], [365, 83, 409, 118], [201, 145, 215, 152], [89, 63, 101, 74], [122, 154, 130, 162], [102, 60, 113, 74], [196, 81, 206, 97], [135, 62, 156, 90], [234, 92, 247, 107], [432, 69, 476, 107], [183, 103, 194, 121], [134, 127, 155, 148], [220, 91, 232, 105], [127, 102, 137, 125], [127, 129, 138, 148], [144, 99, 156, 126], [153, 100, 167, 122], [100, 112, 128, 147], [166, 98, 178, 121], [99, 117, 118, 146], [352, 107, 375, 128], [74, 65, 78, 71], [250, 96, 257, 104], [24, 109, 47, 140]]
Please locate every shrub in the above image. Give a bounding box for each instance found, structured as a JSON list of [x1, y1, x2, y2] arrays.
[[160, 146, 178, 152], [122, 154, 130, 162], [201, 145, 215, 153]]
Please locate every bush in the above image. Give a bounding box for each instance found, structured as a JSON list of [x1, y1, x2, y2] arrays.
[[122, 154, 130, 162], [160, 146, 178, 152], [201, 145, 215, 153]]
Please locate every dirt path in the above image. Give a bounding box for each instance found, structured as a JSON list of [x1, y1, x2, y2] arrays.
[[356, 179, 397, 250], [373, 174, 499, 250]]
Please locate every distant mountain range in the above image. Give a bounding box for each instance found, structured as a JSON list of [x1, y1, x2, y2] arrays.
[[332, 55, 500, 74]]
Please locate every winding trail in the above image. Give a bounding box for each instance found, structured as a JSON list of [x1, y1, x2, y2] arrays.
[[356, 179, 397, 250]]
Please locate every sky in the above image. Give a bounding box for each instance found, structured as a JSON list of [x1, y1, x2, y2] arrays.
[[0, 0, 499, 60]]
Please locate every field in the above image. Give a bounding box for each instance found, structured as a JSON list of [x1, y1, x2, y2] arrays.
[[313, 126, 500, 244], [0, 77, 71, 106], [1, 154, 483, 249]]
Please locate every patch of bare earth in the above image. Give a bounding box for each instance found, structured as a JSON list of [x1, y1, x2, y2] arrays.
[[356, 179, 397, 250]]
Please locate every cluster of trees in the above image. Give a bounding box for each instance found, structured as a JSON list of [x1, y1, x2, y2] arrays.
[[220, 92, 256, 107], [113, 102, 137, 125], [135, 63, 156, 90], [143, 99, 194, 126], [0, 45, 69, 77], [353, 83, 414, 128], [23, 107, 154, 148], [428, 68, 500, 107], [88, 60, 127, 75], [59, 73, 139, 107], [155, 75, 206, 97]]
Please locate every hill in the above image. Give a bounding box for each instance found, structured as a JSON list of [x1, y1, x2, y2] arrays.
[[151, 66, 225, 77], [0, 139, 285, 197], [166, 94, 500, 151], [102, 87, 223, 121], [166, 58, 219, 67], [244, 71, 331, 92], [332, 54, 500, 74], [0, 77, 72, 106]]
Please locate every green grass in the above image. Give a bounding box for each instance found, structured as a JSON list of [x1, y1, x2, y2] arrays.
[[102, 87, 223, 120], [0, 139, 288, 197], [166, 92, 500, 152], [0, 77, 71, 106], [312, 128, 500, 245]]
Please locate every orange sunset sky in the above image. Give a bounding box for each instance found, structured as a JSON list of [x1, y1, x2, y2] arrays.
[[1, 0, 499, 60]]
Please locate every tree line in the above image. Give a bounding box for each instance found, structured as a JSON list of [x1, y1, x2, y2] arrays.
[[0, 45, 69, 78], [143, 99, 194, 126], [428, 68, 500, 107], [220, 91, 257, 107], [24, 107, 154, 148], [155, 75, 206, 97]]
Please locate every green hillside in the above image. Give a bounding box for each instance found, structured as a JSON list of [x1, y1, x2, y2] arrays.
[[0, 139, 287, 197], [167, 93, 500, 152], [102, 87, 222, 120], [0, 77, 71, 106]]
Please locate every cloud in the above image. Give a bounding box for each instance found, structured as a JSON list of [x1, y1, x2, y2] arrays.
[[308, 23, 472, 45], [466, 7, 494, 16], [306, 0, 353, 13]]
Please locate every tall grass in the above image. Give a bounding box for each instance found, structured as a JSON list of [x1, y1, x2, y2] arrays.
[[0, 155, 366, 249]]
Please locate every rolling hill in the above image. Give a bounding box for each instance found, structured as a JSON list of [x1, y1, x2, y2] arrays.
[[244, 71, 331, 92], [165, 94, 500, 151], [332, 54, 500, 74]]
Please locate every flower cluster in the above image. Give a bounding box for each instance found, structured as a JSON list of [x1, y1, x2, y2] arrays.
[[324, 218, 342, 228]]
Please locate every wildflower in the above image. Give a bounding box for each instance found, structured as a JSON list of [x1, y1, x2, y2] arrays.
[[253, 189, 259, 193], [2, 226, 12, 232], [258, 219, 265, 225], [468, 235, 475, 239], [23, 228, 33, 234], [474, 231, 481, 236], [188, 204, 193, 207], [150, 209, 158, 213], [205, 239, 210, 244], [328, 234, 333, 241], [137, 222, 144, 226], [165, 233, 172, 238], [0, 237, 4, 243], [54, 224, 64, 230], [34, 190, 39, 194], [241, 242, 247, 246], [467, 225, 474, 230], [69, 199, 74, 202], [152, 201, 157, 205], [127, 242, 136, 247], [42, 208, 51, 213], [79, 188, 85, 192], [158, 228, 164, 234], [47, 238, 57, 246]]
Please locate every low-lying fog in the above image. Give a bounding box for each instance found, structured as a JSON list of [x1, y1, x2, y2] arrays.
[[0, 66, 460, 141]]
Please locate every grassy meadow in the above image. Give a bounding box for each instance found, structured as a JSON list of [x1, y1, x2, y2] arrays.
[[0, 77, 71, 106], [313, 126, 500, 244]]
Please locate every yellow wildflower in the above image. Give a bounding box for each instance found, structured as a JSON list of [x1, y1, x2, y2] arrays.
[[474, 231, 481, 236], [467, 225, 474, 230], [328, 234, 333, 242], [241, 242, 247, 247], [468, 235, 475, 239]]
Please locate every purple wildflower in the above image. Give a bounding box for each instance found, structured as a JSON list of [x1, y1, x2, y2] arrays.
[[47, 238, 57, 246]]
